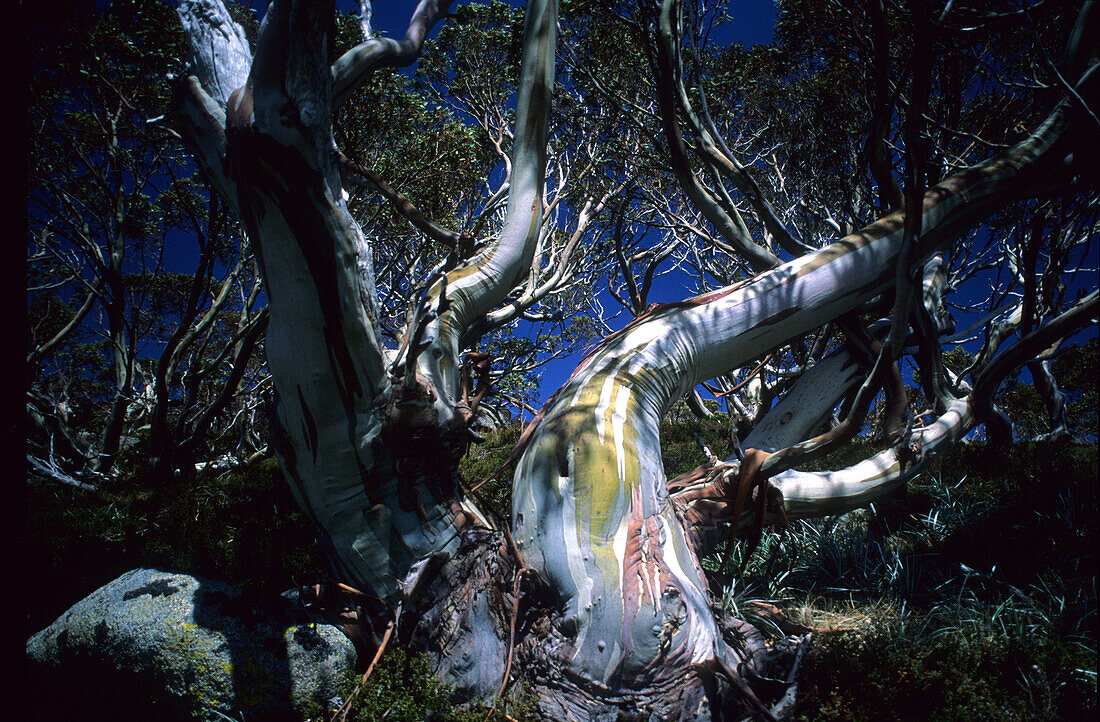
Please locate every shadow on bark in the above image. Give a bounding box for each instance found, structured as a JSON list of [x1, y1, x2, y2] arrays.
[[393, 528, 805, 721]]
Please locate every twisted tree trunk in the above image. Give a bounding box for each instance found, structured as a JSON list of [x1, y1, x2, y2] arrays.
[[509, 91, 1092, 715], [172, 0, 1097, 718]]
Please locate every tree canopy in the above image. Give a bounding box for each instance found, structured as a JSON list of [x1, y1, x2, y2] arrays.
[[25, 0, 1098, 719]]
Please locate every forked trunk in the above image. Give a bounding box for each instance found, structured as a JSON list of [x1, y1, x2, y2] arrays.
[[170, 0, 1096, 718]]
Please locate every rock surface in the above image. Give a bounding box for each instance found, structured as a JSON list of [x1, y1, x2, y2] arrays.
[[26, 568, 356, 721]]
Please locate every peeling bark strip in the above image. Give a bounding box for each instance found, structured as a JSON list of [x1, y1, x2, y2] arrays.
[[513, 93, 1081, 698], [174, 0, 560, 606]]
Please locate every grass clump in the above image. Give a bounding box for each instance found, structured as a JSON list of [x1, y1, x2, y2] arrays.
[[707, 441, 1096, 720], [27, 409, 1096, 719], [458, 424, 522, 523], [792, 602, 1094, 721]]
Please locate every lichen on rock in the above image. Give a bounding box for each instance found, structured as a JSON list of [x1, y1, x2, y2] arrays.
[[26, 568, 356, 721]]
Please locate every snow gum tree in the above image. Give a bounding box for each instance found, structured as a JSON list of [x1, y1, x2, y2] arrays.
[[26, 0, 274, 490], [171, 0, 1098, 718]]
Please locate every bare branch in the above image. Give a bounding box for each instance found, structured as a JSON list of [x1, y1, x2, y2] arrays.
[[332, 0, 455, 109]]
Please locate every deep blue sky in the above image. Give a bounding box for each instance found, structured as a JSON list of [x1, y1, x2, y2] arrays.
[[307, 1, 778, 49], [235, 0, 779, 412]]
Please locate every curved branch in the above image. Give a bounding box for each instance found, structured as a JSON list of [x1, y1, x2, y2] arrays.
[[912, 256, 961, 413], [407, 0, 558, 411], [768, 396, 972, 521], [693, 42, 812, 257], [27, 278, 104, 365], [756, 331, 894, 478], [483, 181, 624, 332], [513, 84, 1086, 691], [180, 308, 270, 456], [972, 290, 1098, 436], [864, 0, 904, 212], [337, 152, 467, 251], [332, 0, 455, 109], [676, 290, 1098, 552], [653, 0, 781, 272], [741, 348, 863, 454]]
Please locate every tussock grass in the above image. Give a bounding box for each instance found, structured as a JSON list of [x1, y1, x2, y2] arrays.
[[28, 417, 1096, 719], [706, 442, 1097, 720], [457, 424, 523, 523]]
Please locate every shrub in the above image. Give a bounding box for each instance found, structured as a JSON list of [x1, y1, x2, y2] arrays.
[[335, 647, 534, 721]]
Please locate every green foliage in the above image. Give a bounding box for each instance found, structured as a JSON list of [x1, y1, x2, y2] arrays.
[[28, 416, 1096, 719], [336, 648, 534, 721], [26, 0, 269, 483], [458, 425, 524, 523], [705, 441, 1096, 720], [998, 381, 1049, 440], [1054, 338, 1099, 436], [660, 400, 733, 477], [26, 459, 324, 642], [994, 339, 1099, 440], [24, 3, 1098, 717], [795, 622, 1072, 721], [417, 1, 524, 111]]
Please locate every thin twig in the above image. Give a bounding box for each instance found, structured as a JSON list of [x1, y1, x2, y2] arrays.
[[483, 562, 526, 722], [717, 353, 776, 396], [333, 619, 395, 722]]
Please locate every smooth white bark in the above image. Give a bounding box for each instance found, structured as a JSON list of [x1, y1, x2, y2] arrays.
[[408, 0, 558, 416], [178, 0, 251, 107], [513, 96, 1076, 687], [741, 350, 863, 454], [772, 398, 972, 518]]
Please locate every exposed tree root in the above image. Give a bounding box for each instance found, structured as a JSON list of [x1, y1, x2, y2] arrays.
[[374, 530, 809, 719], [333, 618, 395, 722]]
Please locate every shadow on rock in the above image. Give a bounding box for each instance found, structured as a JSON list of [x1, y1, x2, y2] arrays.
[[25, 568, 355, 721]]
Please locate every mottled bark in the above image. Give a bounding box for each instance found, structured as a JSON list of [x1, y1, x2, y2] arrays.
[[172, 1, 1098, 718], [511, 88, 1091, 716], [174, 0, 558, 617]]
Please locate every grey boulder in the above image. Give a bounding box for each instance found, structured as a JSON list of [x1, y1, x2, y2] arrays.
[[26, 568, 356, 721]]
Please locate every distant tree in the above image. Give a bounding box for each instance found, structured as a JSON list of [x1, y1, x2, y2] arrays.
[[998, 338, 1098, 440], [25, 0, 274, 489]]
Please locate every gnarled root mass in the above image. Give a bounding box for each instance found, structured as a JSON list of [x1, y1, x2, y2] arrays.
[[332, 528, 810, 721]]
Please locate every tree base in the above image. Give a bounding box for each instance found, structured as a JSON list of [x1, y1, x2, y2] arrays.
[[388, 528, 806, 721]]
